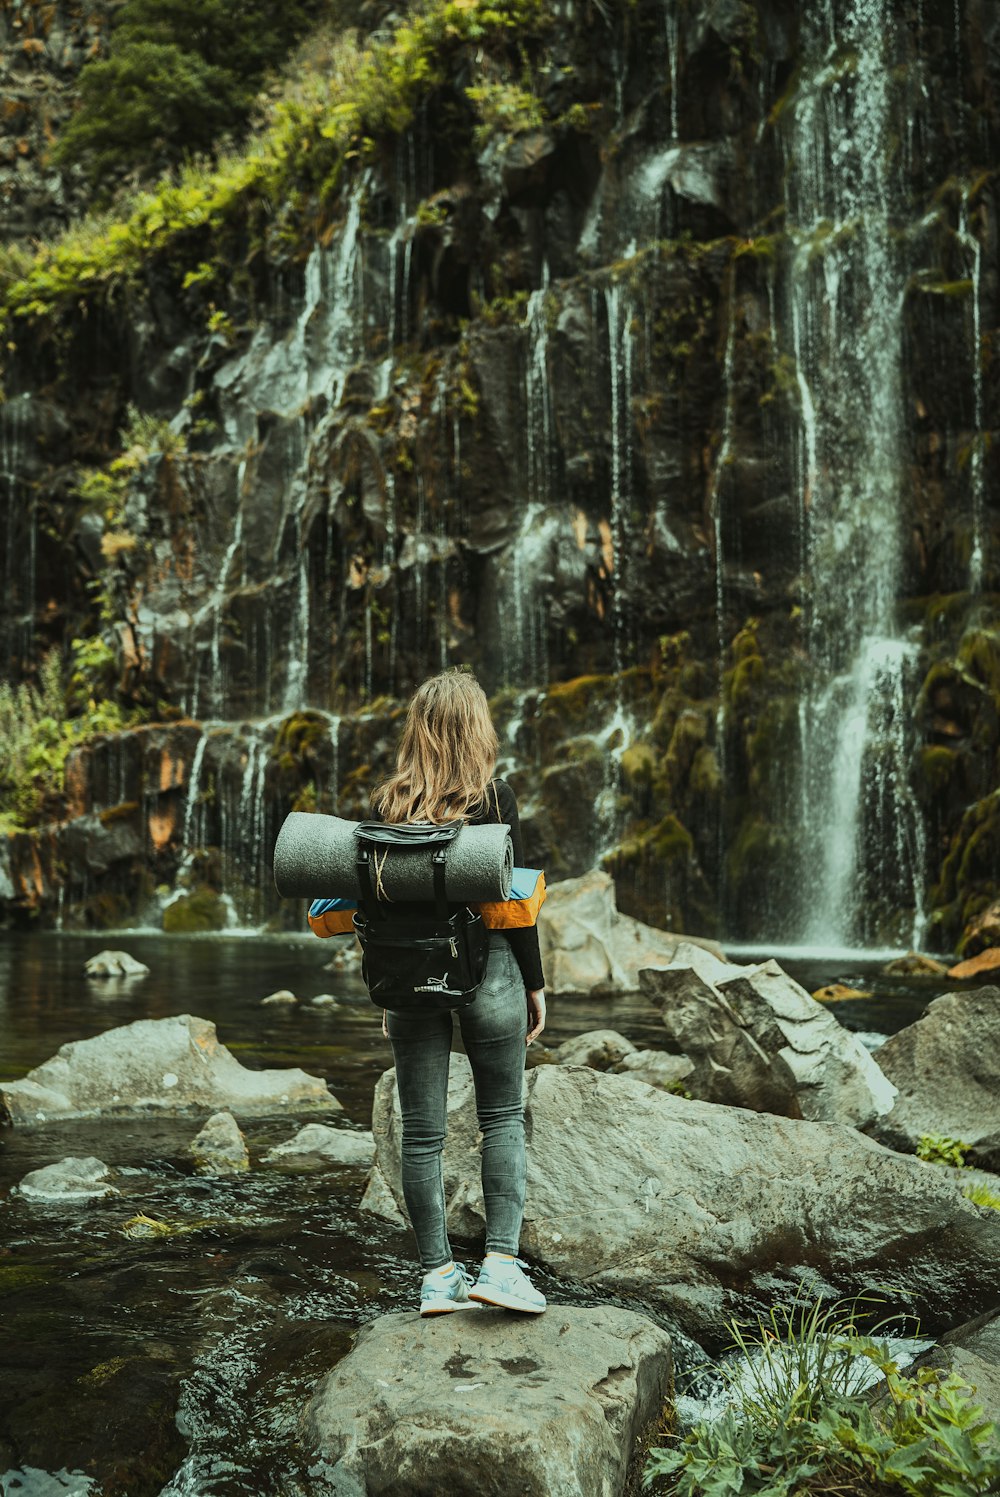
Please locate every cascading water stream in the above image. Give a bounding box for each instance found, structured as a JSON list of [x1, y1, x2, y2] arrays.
[[604, 280, 634, 683], [780, 0, 921, 947], [957, 191, 985, 592]]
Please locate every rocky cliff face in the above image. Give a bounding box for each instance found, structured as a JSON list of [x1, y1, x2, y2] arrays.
[[1, 0, 998, 947]]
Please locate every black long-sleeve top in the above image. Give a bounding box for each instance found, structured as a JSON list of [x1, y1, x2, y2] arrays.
[[368, 777, 545, 991]]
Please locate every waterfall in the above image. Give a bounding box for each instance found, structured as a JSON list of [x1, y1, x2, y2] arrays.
[[709, 267, 737, 909], [957, 192, 985, 592], [204, 465, 246, 717], [780, 0, 920, 946], [181, 729, 210, 854], [605, 281, 634, 681], [664, 3, 680, 143], [1, 394, 32, 671]]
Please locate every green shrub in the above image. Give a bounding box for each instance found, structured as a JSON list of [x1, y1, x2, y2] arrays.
[[916, 1134, 972, 1168], [643, 1297, 1000, 1497], [0, 648, 148, 831], [52, 0, 327, 184]]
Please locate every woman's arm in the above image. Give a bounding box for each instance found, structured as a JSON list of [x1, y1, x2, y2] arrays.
[[492, 779, 546, 1002]]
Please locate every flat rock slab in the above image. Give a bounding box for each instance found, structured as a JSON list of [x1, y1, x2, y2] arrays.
[[301, 1305, 672, 1497], [363, 1058, 1000, 1341], [0, 1013, 339, 1125]]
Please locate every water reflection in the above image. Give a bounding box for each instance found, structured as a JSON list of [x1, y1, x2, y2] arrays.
[[0, 933, 938, 1495]]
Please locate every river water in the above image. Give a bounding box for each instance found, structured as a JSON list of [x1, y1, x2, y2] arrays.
[[0, 933, 937, 1496]]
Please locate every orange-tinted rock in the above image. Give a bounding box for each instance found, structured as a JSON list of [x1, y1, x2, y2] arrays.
[[148, 803, 177, 852], [158, 750, 185, 793], [812, 984, 872, 1002], [947, 947, 1000, 981]]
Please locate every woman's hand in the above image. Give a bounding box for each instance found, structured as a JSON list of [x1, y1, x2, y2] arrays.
[[382, 1009, 389, 1040], [526, 988, 546, 1045]]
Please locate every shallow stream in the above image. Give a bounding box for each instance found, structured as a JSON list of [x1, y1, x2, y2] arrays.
[[0, 934, 941, 1496]]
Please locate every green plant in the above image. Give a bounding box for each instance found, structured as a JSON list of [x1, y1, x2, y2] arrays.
[[916, 1134, 972, 1168], [51, 0, 327, 185], [964, 1182, 1000, 1211], [0, 644, 150, 831], [643, 1296, 1000, 1497]]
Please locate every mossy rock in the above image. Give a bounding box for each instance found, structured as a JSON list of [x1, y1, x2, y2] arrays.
[[920, 744, 958, 796], [98, 800, 139, 826], [746, 695, 800, 798], [651, 685, 687, 750], [727, 812, 788, 891], [957, 626, 1000, 694], [272, 711, 330, 760], [726, 652, 764, 706], [689, 743, 722, 796], [620, 742, 658, 788], [163, 886, 227, 933], [541, 674, 617, 730], [606, 813, 694, 871], [731, 627, 758, 663]]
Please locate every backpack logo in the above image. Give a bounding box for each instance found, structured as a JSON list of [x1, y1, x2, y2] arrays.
[[413, 972, 456, 993]]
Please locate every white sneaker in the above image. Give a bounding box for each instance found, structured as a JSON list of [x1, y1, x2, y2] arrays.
[[468, 1254, 547, 1313], [419, 1261, 482, 1316]]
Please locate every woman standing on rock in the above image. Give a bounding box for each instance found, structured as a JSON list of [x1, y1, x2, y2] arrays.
[[370, 668, 548, 1317]]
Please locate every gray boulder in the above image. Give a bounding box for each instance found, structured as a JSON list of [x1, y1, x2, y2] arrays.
[[0, 1013, 340, 1125], [614, 1050, 694, 1091], [363, 1058, 1000, 1340], [300, 1305, 672, 1497], [190, 1110, 250, 1174], [537, 869, 724, 994], [872, 988, 1000, 1166], [640, 944, 896, 1127], [263, 1123, 375, 1167], [84, 949, 150, 978], [14, 1156, 119, 1202], [552, 1029, 636, 1070]]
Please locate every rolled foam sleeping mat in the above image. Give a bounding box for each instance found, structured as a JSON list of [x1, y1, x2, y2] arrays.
[[272, 812, 514, 902]]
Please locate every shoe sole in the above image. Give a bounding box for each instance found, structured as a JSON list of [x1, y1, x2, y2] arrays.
[[468, 1286, 546, 1313], [419, 1300, 483, 1316]]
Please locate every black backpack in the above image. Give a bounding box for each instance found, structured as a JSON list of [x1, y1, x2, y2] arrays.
[[352, 819, 490, 1012]]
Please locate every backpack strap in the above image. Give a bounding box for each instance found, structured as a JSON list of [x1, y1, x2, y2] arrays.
[[490, 778, 502, 823], [431, 847, 449, 920], [356, 828, 451, 921]]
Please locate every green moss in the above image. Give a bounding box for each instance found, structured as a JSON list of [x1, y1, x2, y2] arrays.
[[620, 742, 658, 788], [0, 1262, 57, 1296], [909, 274, 974, 298], [689, 744, 722, 795], [608, 813, 694, 871], [273, 711, 329, 759], [98, 800, 139, 826], [727, 813, 787, 891], [727, 651, 764, 705], [920, 744, 957, 796], [542, 674, 616, 728], [78, 1356, 131, 1387], [291, 781, 318, 813], [163, 886, 227, 933], [957, 626, 1000, 694]]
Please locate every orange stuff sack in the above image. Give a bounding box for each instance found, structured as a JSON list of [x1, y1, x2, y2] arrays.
[[473, 869, 546, 929], [307, 900, 357, 938]]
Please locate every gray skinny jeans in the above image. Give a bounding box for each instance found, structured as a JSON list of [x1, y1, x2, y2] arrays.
[[386, 934, 527, 1271]]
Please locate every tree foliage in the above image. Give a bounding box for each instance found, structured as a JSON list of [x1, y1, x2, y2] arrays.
[[52, 0, 326, 184]]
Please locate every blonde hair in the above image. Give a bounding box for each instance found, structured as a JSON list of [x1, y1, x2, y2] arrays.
[[372, 669, 499, 824]]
